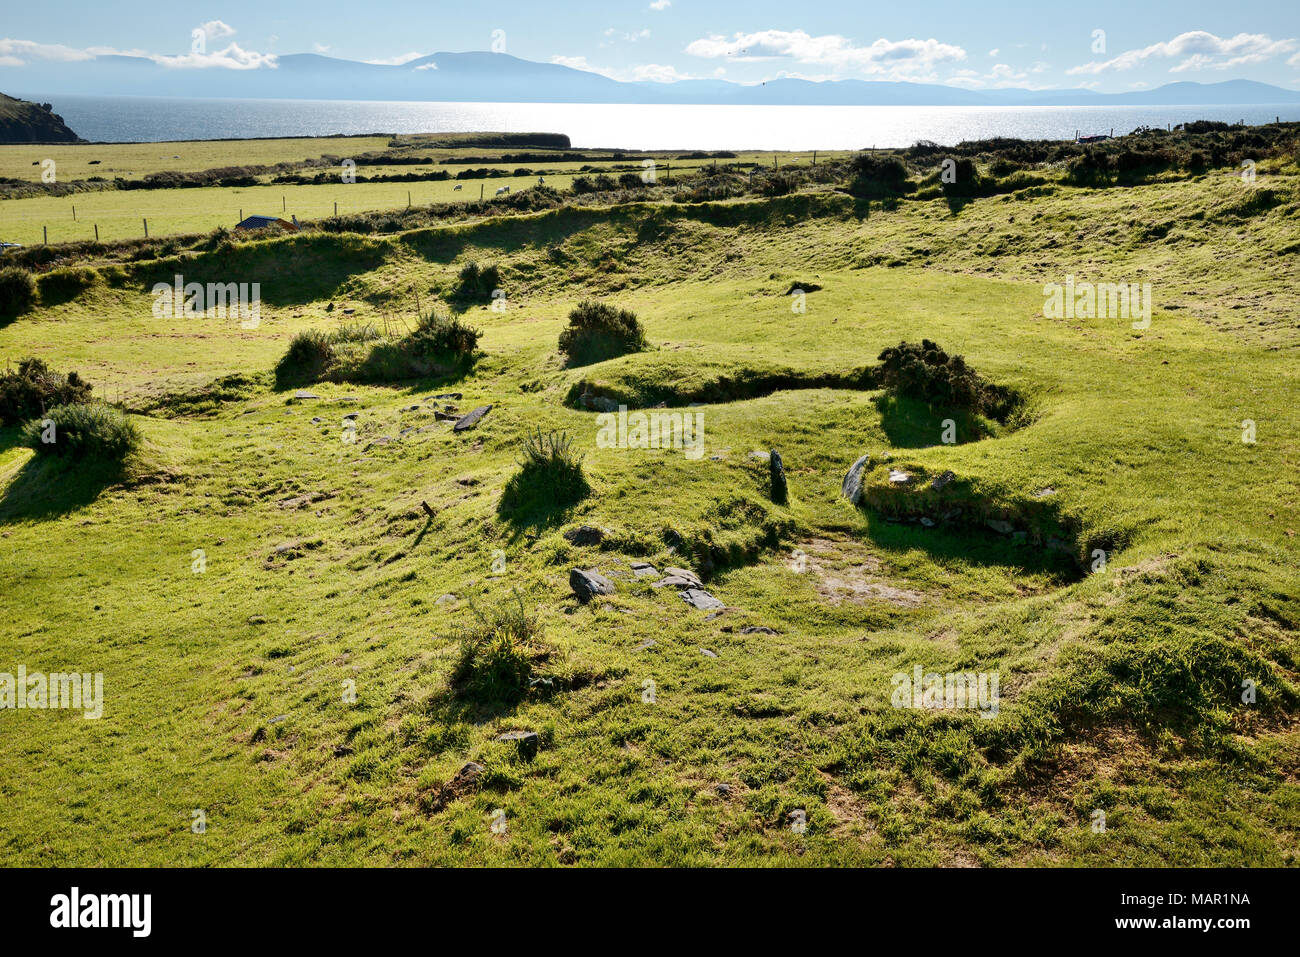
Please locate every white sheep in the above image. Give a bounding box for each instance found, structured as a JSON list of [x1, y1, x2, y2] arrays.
[[495, 185, 511, 195]]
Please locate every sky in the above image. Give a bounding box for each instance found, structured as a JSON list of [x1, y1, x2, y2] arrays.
[[2, 0, 1299, 91]]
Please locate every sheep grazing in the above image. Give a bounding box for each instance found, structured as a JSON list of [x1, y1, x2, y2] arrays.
[[495, 185, 511, 195], [453, 184, 462, 191]]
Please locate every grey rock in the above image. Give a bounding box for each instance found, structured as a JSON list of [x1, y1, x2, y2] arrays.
[[888, 468, 913, 485], [663, 566, 702, 588], [634, 639, 657, 652], [748, 450, 770, 461], [842, 453, 871, 504], [630, 562, 658, 578], [580, 391, 619, 413], [740, 625, 778, 635], [700, 648, 718, 658], [920, 517, 935, 527], [930, 469, 955, 491], [986, 519, 1015, 535], [715, 783, 732, 797], [453, 761, 484, 785], [433, 393, 463, 400], [310, 416, 322, 424], [563, 525, 604, 546], [294, 390, 321, 400], [681, 588, 725, 611], [769, 449, 788, 505], [342, 411, 359, 420], [453, 405, 492, 432], [1034, 487, 1057, 498], [570, 567, 615, 603], [495, 730, 540, 755]]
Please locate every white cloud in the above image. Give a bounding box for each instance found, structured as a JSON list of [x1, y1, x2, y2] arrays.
[[988, 48, 999, 57], [198, 21, 236, 42], [1067, 30, 1296, 75], [312, 42, 330, 54], [549, 54, 697, 83], [650, 0, 671, 9], [366, 51, 425, 65], [153, 43, 278, 70], [0, 38, 99, 64], [0, 34, 274, 69], [684, 30, 966, 79]]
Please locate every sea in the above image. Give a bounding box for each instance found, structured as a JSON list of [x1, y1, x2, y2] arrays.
[[16, 94, 1300, 149]]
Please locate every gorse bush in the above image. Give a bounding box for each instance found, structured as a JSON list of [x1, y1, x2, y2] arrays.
[[274, 329, 335, 386], [455, 261, 501, 300], [406, 310, 481, 359], [557, 300, 647, 366], [0, 357, 93, 425], [877, 339, 1019, 421], [847, 154, 911, 198], [21, 402, 140, 462], [501, 429, 590, 516], [0, 266, 37, 318], [450, 590, 549, 705]]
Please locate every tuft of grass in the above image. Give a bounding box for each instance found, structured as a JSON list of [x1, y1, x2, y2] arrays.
[[450, 591, 550, 705], [274, 329, 334, 387], [500, 429, 590, 517], [557, 299, 647, 366], [21, 402, 140, 461]]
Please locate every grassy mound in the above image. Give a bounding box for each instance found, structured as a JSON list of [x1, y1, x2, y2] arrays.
[[274, 312, 480, 387], [500, 430, 590, 521], [450, 592, 552, 706]]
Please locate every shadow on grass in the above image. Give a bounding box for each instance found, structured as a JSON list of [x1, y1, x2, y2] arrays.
[[863, 513, 1081, 581], [0, 451, 128, 522], [496, 442, 591, 537], [872, 394, 996, 448]]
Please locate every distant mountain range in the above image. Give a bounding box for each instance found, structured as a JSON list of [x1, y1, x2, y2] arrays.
[[5, 51, 1300, 107]]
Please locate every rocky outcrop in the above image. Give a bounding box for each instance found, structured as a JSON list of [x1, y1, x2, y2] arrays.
[[0, 94, 82, 143]]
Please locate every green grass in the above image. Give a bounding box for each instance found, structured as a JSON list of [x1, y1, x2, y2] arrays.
[[0, 141, 1296, 866]]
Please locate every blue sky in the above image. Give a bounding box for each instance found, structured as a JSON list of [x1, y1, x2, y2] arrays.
[[2, 0, 1299, 90]]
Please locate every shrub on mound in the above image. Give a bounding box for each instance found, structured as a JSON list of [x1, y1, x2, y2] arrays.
[[501, 429, 590, 515], [847, 154, 911, 198], [404, 310, 481, 360], [877, 339, 1019, 421], [557, 300, 647, 366], [0, 266, 37, 319], [274, 329, 335, 386], [21, 402, 140, 462], [455, 261, 501, 301], [0, 357, 93, 425]]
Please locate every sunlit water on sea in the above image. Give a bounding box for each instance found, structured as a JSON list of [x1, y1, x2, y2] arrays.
[[19, 94, 1300, 148]]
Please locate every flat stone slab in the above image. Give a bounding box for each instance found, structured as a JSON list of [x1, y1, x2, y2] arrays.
[[453, 405, 492, 432], [888, 469, 913, 485], [630, 562, 659, 578], [294, 390, 321, 400], [680, 588, 725, 611], [663, 566, 702, 588]]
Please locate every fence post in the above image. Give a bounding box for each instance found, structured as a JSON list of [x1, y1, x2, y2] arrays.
[[143, 218, 148, 238], [43, 225, 48, 244], [72, 205, 76, 221], [334, 202, 337, 216], [407, 190, 411, 207], [94, 224, 99, 241]]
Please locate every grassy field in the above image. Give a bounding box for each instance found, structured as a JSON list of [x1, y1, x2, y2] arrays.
[[0, 139, 1296, 866], [0, 137, 845, 244]]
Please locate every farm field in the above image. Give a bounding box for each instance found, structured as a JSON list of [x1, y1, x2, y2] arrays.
[[0, 136, 846, 244], [0, 133, 1297, 867]]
